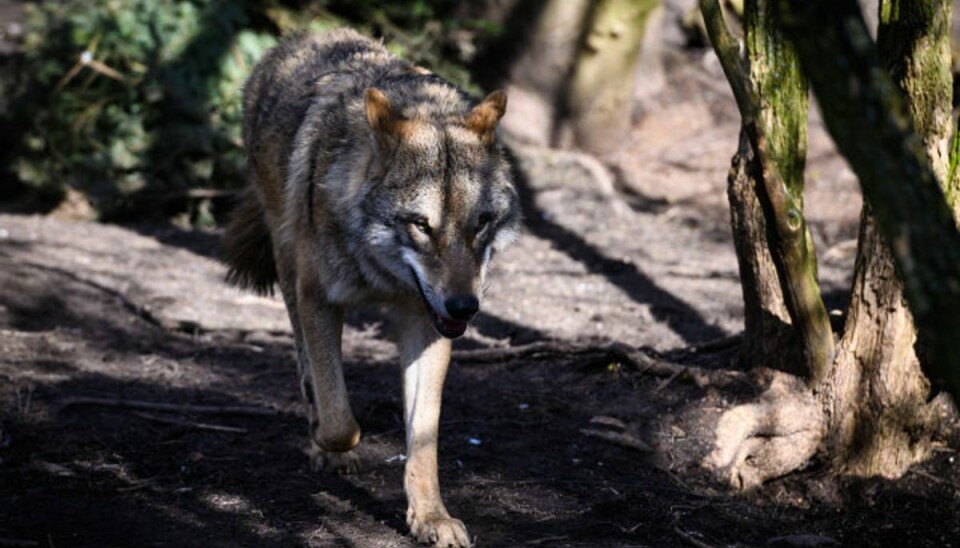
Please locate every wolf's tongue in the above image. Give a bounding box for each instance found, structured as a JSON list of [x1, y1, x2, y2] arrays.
[[441, 318, 467, 331]]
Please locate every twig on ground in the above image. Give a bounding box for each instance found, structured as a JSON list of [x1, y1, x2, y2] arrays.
[[132, 411, 248, 434], [0, 538, 40, 546], [116, 478, 157, 492], [655, 367, 686, 393], [17, 385, 34, 416], [524, 536, 570, 546], [910, 468, 960, 492], [0, 539, 39, 547], [454, 340, 746, 388], [689, 334, 743, 353], [58, 397, 277, 417], [674, 526, 716, 548], [580, 428, 653, 453], [452, 340, 613, 364]]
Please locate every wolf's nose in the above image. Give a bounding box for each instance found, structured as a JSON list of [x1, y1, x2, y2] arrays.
[[445, 295, 479, 321]]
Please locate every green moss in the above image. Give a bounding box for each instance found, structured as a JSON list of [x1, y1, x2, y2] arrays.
[[745, 0, 833, 382], [746, 0, 808, 199]]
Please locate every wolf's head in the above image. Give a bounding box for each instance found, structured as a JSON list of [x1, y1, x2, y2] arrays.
[[360, 86, 520, 338]]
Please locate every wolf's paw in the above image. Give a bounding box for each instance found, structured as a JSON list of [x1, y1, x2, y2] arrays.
[[408, 512, 471, 547], [306, 440, 361, 475]]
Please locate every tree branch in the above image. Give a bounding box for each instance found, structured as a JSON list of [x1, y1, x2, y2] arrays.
[[453, 340, 748, 388], [58, 397, 278, 416], [699, 0, 755, 118]]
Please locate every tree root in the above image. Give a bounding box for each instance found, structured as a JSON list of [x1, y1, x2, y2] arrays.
[[704, 370, 824, 489]]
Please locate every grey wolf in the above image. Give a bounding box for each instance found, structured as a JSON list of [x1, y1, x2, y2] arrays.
[[222, 28, 520, 547]]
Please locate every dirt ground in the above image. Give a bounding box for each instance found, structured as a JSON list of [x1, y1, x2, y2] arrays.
[[3, 14, 960, 548]]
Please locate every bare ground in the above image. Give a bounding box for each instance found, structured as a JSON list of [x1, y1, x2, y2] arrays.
[[2, 47, 959, 548]]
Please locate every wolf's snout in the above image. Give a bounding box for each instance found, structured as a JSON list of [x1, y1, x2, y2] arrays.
[[445, 295, 479, 321]]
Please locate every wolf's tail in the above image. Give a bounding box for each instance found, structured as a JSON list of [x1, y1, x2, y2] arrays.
[[222, 189, 278, 296]]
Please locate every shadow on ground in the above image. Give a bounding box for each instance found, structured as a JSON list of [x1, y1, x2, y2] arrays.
[[2, 228, 959, 548]]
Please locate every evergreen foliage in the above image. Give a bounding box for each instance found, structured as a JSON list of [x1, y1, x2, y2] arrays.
[[2, 0, 497, 223], [5, 0, 277, 221]]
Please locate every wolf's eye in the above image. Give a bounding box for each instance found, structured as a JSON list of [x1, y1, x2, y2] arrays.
[[476, 212, 494, 235], [411, 219, 432, 236]]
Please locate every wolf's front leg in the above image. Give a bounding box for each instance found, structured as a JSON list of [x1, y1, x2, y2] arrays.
[[397, 312, 471, 548], [295, 274, 362, 471]]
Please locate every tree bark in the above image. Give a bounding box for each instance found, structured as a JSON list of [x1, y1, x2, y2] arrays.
[[777, 0, 960, 405], [555, 0, 660, 153], [726, 130, 799, 371], [822, 211, 936, 477], [701, 0, 795, 371]]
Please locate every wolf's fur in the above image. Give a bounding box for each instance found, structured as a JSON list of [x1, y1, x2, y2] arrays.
[[223, 29, 519, 547]]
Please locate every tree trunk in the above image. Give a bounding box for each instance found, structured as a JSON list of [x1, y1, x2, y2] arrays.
[[743, 0, 834, 382], [705, 0, 957, 487], [703, 0, 795, 371], [702, 0, 831, 487], [812, 0, 952, 478], [555, 0, 660, 153], [701, 0, 833, 378], [497, 0, 592, 146], [777, 0, 960, 405], [822, 212, 936, 476]]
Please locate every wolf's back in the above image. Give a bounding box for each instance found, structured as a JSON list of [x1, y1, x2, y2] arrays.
[[223, 29, 402, 295], [241, 29, 401, 159]]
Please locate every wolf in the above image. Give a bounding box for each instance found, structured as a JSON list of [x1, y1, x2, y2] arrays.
[[222, 29, 520, 547]]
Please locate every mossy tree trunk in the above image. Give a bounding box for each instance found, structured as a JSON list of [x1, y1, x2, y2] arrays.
[[777, 0, 960, 406], [554, 0, 660, 153], [704, 0, 958, 487], [700, 0, 833, 379]]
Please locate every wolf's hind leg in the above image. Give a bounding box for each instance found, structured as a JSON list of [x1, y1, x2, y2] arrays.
[[396, 311, 471, 548], [276, 254, 361, 472], [294, 317, 360, 474], [294, 274, 361, 453]]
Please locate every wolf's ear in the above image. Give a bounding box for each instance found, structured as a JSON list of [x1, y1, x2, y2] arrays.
[[364, 88, 405, 139], [466, 90, 507, 147]]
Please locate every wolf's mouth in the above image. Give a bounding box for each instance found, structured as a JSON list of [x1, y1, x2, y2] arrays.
[[410, 269, 469, 339], [430, 309, 469, 339]]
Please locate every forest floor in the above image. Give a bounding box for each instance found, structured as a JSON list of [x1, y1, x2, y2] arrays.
[[2, 32, 960, 548]]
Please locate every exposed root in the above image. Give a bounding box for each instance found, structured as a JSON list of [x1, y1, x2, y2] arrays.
[[704, 371, 824, 489]]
